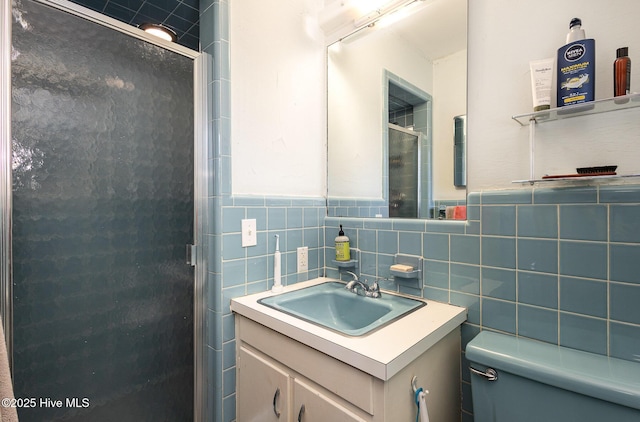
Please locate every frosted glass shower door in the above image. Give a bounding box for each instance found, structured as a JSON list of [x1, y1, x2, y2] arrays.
[[10, 0, 195, 420], [388, 125, 420, 218]]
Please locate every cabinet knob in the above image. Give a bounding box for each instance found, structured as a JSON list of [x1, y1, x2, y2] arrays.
[[272, 388, 281, 418], [297, 404, 306, 422]]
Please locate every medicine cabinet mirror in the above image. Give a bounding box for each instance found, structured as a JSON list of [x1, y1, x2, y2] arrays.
[[327, 0, 468, 219]]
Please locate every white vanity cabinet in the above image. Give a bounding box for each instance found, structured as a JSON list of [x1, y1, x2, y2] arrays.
[[235, 314, 462, 422]]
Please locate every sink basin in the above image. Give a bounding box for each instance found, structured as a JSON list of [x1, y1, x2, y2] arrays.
[[258, 282, 426, 336]]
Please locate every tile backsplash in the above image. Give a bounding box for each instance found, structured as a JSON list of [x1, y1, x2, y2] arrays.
[[212, 184, 640, 422], [326, 184, 640, 420]]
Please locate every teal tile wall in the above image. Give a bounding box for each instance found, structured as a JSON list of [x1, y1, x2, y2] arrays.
[[327, 184, 640, 422], [201, 4, 640, 422]]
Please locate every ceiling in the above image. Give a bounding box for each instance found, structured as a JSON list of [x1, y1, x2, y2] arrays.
[[68, 0, 200, 51]]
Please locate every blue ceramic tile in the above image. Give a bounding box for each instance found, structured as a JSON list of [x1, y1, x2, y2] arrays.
[[517, 238, 557, 273], [222, 394, 236, 422], [465, 220, 480, 235], [266, 197, 291, 207], [425, 260, 449, 289], [559, 204, 607, 241], [378, 230, 398, 255], [222, 285, 245, 315], [482, 298, 516, 333], [359, 251, 377, 276], [363, 219, 392, 230], [451, 235, 480, 265], [426, 220, 465, 234], [303, 207, 320, 227], [518, 305, 558, 344], [610, 205, 640, 243], [610, 282, 640, 324], [559, 313, 607, 355], [222, 340, 235, 370], [104, 3, 136, 21], [482, 237, 516, 269], [423, 286, 449, 303], [467, 192, 481, 205], [517, 271, 558, 308], [482, 206, 516, 236], [208, 272, 222, 313], [610, 243, 640, 284], [287, 207, 303, 228], [599, 185, 640, 203], [517, 205, 558, 238], [461, 382, 473, 414], [377, 254, 395, 278], [451, 292, 480, 325], [559, 241, 607, 279], [207, 309, 222, 349], [222, 313, 235, 342], [286, 229, 303, 250], [222, 207, 245, 232], [399, 231, 422, 256], [533, 186, 597, 204], [424, 233, 449, 261], [246, 232, 267, 258], [481, 267, 516, 301], [461, 322, 481, 351], [222, 260, 246, 288], [393, 219, 426, 232], [482, 190, 532, 205], [451, 263, 480, 294], [222, 233, 244, 260], [559, 276, 607, 318], [166, 14, 194, 34], [609, 322, 640, 362], [223, 367, 236, 397], [303, 228, 320, 249], [267, 207, 286, 230], [246, 256, 267, 283], [358, 229, 377, 253], [467, 205, 480, 221]]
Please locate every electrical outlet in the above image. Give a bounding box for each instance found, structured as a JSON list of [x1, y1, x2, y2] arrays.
[[297, 246, 308, 273], [241, 219, 257, 247]]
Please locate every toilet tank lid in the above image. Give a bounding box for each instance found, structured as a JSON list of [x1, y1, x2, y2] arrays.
[[466, 331, 640, 411]]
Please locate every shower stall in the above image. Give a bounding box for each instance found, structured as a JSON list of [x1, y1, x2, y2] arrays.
[[388, 123, 421, 218], [1, 0, 206, 420]]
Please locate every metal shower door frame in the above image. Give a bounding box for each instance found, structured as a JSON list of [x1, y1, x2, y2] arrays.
[[0, 0, 208, 420]]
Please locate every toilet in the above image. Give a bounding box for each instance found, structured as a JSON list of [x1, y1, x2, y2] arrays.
[[466, 331, 640, 422]]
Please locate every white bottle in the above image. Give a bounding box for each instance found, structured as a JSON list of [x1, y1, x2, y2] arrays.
[[566, 18, 585, 43], [335, 225, 350, 261]]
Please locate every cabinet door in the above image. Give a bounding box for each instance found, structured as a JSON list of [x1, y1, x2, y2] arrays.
[[293, 378, 368, 422], [237, 346, 290, 422]]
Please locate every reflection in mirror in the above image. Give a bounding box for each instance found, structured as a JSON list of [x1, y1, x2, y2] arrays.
[[327, 0, 467, 219], [454, 115, 466, 188]]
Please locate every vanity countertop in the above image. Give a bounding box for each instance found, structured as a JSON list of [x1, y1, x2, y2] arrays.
[[231, 277, 467, 380]]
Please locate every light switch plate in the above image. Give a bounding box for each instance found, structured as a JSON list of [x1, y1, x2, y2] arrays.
[[241, 219, 257, 247]]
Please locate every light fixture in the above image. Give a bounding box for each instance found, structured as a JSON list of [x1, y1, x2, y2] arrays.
[[139, 23, 177, 43]]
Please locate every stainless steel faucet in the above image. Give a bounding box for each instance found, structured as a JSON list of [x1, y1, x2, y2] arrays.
[[343, 272, 381, 298]]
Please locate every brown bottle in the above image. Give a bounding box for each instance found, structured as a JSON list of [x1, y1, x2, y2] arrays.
[[614, 47, 631, 97]]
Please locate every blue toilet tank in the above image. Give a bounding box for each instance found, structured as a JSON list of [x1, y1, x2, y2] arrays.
[[466, 331, 640, 422]]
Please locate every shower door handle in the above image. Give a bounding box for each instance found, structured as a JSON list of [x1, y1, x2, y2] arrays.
[[186, 244, 196, 266]]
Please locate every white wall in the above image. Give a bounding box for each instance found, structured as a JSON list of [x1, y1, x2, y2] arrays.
[[230, 0, 640, 197], [230, 0, 326, 197], [433, 49, 467, 200], [468, 0, 640, 191]]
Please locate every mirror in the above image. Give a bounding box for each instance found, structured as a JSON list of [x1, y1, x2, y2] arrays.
[[327, 0, 467, 219]]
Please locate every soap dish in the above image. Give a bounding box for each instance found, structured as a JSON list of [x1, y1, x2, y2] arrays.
[[390, 254, 422, 282]]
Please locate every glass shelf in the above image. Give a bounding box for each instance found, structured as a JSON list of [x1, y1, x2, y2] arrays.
[[513, 173, 640, 185], [512, 93, 640, 126]]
